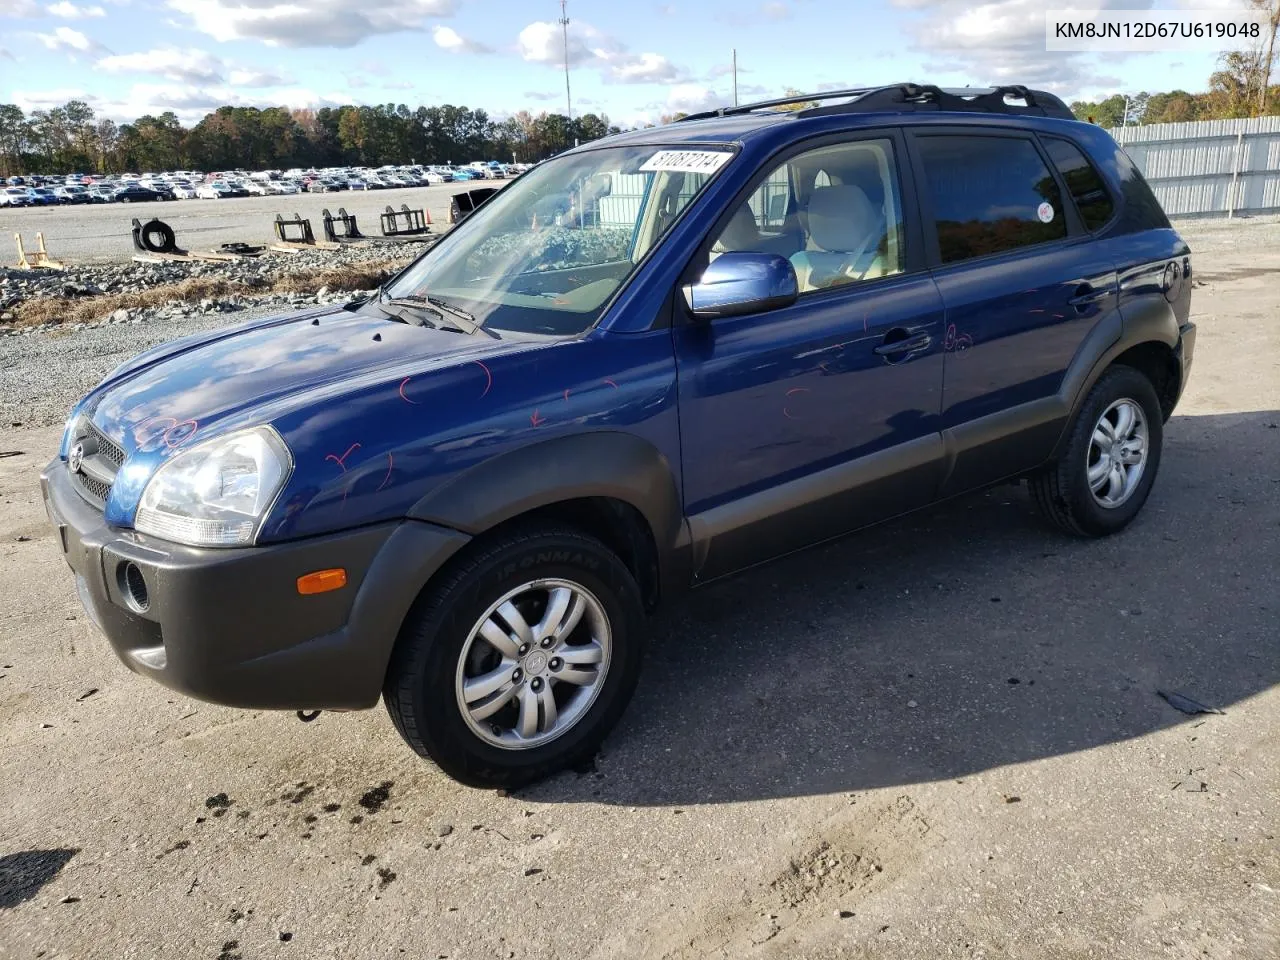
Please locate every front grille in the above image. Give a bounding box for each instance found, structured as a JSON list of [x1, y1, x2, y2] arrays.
[[67, 416, 124, 509], [73, 471, 111, 504], [89, 422, 125, 467]]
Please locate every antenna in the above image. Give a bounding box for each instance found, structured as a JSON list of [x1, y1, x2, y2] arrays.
[[732, 48, 738, 106], [559, 0, 572, 120]]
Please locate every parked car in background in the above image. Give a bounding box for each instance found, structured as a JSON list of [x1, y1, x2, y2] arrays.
[[87, 184, 116, 203], [24, 186, 60, 205], [346, 178, 369, 191], [195, 181, 237, 200], [170, 182, 198, 199], [242, 180, 270, 196], [0, 186, 30, 207], [307, 178, 347, 193], [113, 184, 166, 203], [266, 181, 301, 195], [53, 185, 91, 204]]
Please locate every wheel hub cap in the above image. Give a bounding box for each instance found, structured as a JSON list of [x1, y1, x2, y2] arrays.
[[455, 578, 612, 751], [1087, 398, 1149, 509]]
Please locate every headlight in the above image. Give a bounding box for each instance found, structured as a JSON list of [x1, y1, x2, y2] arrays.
[[135, 426, 292, 547]]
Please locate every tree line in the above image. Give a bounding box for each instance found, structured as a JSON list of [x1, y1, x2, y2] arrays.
[[0, 102, 619, 177]]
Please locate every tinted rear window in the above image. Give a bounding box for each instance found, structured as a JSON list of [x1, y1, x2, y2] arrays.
[[915, 135, 1067, 264], [1042, 136, 1115, 231]]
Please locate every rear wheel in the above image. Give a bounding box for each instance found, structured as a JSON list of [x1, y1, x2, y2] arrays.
[[1029, 365, 1163, 536], [383, 525, 645, 788]]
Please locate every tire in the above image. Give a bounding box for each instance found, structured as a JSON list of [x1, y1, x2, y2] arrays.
[[383, 525, 646, 788], [1029, 364, 1164, 537], [138, 218, 176, 254]]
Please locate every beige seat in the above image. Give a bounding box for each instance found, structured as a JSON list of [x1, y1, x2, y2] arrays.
[[788, 185, 886, 292]]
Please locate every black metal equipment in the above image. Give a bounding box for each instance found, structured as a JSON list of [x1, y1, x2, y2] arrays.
[[322, 207, 364, 242], [449, 187, 498, 226], [380, 204, 431, 237], [273, 212, 315, 244], [678, 83, 1075, 122]]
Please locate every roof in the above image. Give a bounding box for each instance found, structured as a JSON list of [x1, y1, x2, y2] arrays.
[[578, 84, 1078, 154]]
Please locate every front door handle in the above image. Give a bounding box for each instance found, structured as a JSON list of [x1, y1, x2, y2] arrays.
[[874, 331, 932, 357]]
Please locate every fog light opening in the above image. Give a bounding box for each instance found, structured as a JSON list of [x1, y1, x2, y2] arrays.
[[119, 561, 150, 613]]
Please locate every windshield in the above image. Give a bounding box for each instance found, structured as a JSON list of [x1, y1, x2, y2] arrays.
[[384, 144, 734, 335]]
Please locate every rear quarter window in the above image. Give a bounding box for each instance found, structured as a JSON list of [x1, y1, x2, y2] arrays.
[[1041, 136, 1115, 231], [915, 135, 1067, 264]]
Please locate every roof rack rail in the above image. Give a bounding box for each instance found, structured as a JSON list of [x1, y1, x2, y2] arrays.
[[677, 83, 1075, 123]]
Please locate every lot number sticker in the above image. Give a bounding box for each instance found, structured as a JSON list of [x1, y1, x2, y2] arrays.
[[1037, 201, 1055, 223], [640, 150, 734, 174]]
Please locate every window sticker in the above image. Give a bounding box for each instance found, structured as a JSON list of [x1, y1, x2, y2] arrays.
[[1037, 201, 1055, 223], [639, 150, 734, 174]]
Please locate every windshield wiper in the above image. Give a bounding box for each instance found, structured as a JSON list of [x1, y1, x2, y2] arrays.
[[379, 296, 441, 329], [383, 292, 497, 338]]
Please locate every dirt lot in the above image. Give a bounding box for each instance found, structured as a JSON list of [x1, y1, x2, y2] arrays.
[[1, 219, 1277, 960], [0, 181, 494, 263]]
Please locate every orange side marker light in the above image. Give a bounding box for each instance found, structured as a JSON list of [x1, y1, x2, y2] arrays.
[[297, 568, 347, 595]]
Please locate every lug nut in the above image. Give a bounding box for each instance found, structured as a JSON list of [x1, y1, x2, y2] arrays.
[[518, 643, 530, 656], [549, 657, 562, 670], [511, 668, 523, 683], [541, 636, 554, 648], [531, 677, 543, 692]]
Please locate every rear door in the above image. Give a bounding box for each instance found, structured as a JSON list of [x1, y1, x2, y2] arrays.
[[906, 129, 1120, 495]]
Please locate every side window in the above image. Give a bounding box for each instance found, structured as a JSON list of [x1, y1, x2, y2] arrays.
[[709, 138, 905, 294], [915, 135, 1067, 265], [1041, 136, 1115, 231]]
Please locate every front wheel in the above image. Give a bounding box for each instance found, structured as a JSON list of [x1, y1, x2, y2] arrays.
[[1029, 364, 1164, 537], [383, 525, 646, 788]]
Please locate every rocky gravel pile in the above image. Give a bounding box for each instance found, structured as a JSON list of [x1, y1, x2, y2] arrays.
[[0, 238, 427, 337]]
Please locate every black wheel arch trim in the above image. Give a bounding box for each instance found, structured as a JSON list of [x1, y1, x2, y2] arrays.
[[407, 431, 690, 592], [1051, 295, 1180, 460]]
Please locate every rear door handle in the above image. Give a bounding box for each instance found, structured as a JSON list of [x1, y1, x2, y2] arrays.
[[1068, 282, 1115, 307], [874, 332, 932, 357]]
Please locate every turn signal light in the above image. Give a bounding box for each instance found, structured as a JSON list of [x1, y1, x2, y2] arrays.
[[297, 568, 347, 595]]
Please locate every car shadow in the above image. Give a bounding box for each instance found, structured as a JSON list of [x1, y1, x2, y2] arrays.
[[0, 848, 79, 909], [525, 410, 1280, 806]]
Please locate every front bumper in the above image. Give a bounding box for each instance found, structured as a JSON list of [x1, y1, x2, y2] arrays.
[[42, 459, 469, 711]]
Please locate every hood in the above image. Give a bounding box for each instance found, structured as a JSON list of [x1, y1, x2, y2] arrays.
[[89, 304, 515, 454]]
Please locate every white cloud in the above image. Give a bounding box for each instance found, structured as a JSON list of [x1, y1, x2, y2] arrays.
[[12, 82, 356, 124], [518, 19, 682, 84], [900, 0, 1144, 93], [47, 1, 106, 16], [432, 24, 491, 54], [35, 25, 109, 55], [228, 67, 292, 86], [0, 0, 41, 16], [167, 0, 457, 48], [97, 47, 224, 83]]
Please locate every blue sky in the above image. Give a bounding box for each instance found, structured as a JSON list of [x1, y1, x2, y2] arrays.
[[0, 0, 1238, 126]]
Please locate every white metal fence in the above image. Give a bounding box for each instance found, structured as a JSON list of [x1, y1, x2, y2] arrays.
[[1109, 116, 1280, 219]]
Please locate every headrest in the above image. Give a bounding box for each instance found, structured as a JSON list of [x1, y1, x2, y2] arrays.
[[806, 185, 878, 253], [717, 204, 760, 250]]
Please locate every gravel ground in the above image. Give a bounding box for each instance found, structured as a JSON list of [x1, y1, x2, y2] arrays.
[[0, 182, 498, 264], [0, 216, 1276, 960]]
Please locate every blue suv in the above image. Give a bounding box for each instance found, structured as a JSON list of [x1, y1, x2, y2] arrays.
[[42, 85, 1195, 786]]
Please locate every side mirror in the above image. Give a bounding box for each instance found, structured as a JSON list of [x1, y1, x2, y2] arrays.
[[682, 252, 798, 319]]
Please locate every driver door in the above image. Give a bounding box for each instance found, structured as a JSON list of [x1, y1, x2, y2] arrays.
[[674, 132, 947, 580]]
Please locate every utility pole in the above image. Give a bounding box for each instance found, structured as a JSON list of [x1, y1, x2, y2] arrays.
[[560, 0, 572, 120], [732, 48, 738, 106]]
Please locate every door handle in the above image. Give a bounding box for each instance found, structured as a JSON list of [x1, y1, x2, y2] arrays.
[[874, 331, 932, 357], [1068, 283, 1115, 307]]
